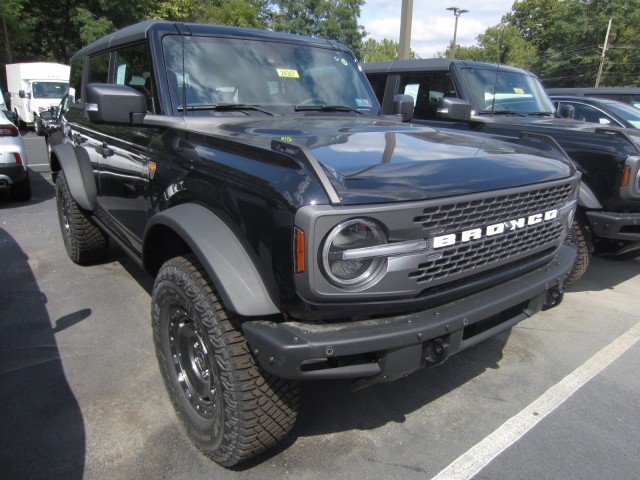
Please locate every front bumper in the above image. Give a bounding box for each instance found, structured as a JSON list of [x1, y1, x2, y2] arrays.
[[243, 244, 576, 385], [586, 211, 640, 241]]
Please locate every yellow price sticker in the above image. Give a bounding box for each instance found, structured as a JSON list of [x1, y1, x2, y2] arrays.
[[277, 68, 300, 78], [513, 88, 524, 94]]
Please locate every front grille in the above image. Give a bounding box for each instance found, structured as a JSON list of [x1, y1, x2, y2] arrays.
[[410, 222, 562, 283], [414, 183, 573, 233], [408, 182, 573, 285]]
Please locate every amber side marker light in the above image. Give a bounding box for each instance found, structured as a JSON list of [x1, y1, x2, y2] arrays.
[[621, 166, 631, 187], [294, 227, 305, 273]]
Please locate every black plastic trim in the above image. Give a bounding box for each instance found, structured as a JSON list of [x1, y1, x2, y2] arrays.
[[144, 203, 280, 316], [0, 164, 27, 184], [585, 210, 640, 241], [243, 244, 576, 381], [51, 142, 97, 211]]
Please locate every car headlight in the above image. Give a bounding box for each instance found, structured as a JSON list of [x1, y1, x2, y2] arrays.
[[321, 218, 387, 288]]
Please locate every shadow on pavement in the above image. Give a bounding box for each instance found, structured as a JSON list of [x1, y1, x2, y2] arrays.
[[0, 228, 86, 479], [293, 330, 509, 437], [567, 255, 640, 293]]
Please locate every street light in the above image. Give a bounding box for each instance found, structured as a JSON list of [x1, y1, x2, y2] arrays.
[[446, 7, 468, 59]]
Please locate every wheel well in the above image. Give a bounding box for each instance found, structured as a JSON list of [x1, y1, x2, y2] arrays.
[[143, 224, 192, 276], [50, 150, 61, 172]]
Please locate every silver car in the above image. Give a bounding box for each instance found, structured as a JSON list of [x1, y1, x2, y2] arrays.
[[0, 109, 30, 200]]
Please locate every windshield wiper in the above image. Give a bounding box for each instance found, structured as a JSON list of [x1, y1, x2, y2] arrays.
[[294, 104, 364, 114], [177, 103, 278, 117], [478, 110, 527, 117]]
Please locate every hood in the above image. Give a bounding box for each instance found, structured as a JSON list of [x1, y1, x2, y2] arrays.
[[188, 116, 574, 204]]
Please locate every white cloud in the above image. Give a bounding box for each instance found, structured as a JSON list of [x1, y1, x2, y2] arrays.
[[359, 0, 514, 58]]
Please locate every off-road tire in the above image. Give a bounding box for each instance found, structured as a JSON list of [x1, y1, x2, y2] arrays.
[[565, 215, 593, 285], [10, 171, 31, 201], [55, 171, 108, 264], [152, 255, 299, 467]]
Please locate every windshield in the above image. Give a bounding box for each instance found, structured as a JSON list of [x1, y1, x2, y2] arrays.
[[460, 67, 555, 115], [32, 82, 69, 99], [161, 35, 379, 116]]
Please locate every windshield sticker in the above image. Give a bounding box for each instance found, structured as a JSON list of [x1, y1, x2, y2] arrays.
[[276, 68, 300, 78], [355, 98, 372, 108], [513, 87, 525, 94]]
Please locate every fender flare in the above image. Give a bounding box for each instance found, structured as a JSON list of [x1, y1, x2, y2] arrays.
[[578, 181, 603, 210], [145, 203, 280, 317], [51, 143, 97, 211]]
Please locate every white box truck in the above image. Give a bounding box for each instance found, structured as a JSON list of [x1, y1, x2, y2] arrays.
[[6, 62, 70, 133]]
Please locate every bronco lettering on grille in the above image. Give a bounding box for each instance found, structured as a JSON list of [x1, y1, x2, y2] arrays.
[[432, 209, 559, 249]]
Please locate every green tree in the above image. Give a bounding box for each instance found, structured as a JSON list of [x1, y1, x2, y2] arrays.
[[359, 38, 419, 62], [438, 24, 536, 70], [147, 0, 268, 28], [1, 0, 26, 65], [504, 0, 640, 87], [269, 0, 366, 57]]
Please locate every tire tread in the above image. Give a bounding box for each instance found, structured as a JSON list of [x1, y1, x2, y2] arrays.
[[152, 255, 299, 467]]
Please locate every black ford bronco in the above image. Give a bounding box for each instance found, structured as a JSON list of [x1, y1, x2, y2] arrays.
[[51, 21, 579, 467], [364, 59, 640, 283]]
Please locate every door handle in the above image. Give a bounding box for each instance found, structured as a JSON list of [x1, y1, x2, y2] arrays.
[[72, 133, 86, 144]]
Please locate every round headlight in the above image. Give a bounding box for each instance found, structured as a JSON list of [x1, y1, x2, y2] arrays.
[[321, 218, 387, 288]]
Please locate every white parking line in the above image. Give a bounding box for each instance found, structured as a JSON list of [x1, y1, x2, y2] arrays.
[[431, 320, 640, 480]]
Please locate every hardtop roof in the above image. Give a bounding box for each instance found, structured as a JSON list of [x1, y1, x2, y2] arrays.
[[71, 20, 350, 60], [362, 58, 535, 77]]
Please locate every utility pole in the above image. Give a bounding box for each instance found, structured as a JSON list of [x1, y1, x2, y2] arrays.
[[595, 18, 612, 88], [446, 7, 469, 59], [399, 0, 413, 60]]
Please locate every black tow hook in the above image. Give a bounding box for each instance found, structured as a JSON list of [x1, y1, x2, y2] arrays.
[[543, 287, 564, 310], [423, 338, 449, 366]]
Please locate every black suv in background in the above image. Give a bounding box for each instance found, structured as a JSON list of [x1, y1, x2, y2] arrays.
[[549, 95, 640, 130], [546, 87, 640, 108], [50, 22, 579, 467], [364, 59, 640, 280]]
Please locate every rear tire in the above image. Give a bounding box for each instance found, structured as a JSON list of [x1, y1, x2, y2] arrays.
[[152, 255, 299, 467], [34, 115, 42, 135], [565, 215, 593, 285], [55, 171, 108, 264]]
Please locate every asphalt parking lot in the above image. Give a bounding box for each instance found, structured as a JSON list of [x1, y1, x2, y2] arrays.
[[1, 132, 639, 480]]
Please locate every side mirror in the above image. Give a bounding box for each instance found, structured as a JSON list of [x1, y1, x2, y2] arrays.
[[85, 83, 147, 124], [392, 94, 414, 122], [558, 104, 575, 119], [436, 97, 472, 121], [19, 90, 26, 99]]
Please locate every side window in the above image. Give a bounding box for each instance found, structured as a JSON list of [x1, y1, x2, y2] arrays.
[[366, 74, 387, 105], [397, 72, 457, 120], [114, 44, 155, 113], [69, 57, 84, 104], [88, 53, 110, 84], [571, 103, 609, 124]]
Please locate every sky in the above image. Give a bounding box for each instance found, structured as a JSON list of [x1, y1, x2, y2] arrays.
[[359, 0, 516, 58]]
